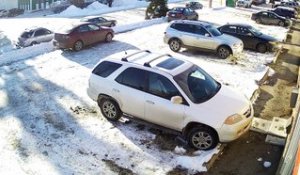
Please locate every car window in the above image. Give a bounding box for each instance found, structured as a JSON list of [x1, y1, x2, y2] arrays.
[[269, 12, 277, 18], [221, 25, 237, 34], [77, 25, 90, 32], [92, 61, 122, 78], [194, 25, 209, 36], [88, 24, 100, 31], [98, 17, 106, 22], [206, 25, 222, 36], [238, 27, 252, 36], [172, 23, 194, 33], [115, 67, 147, 91], [148, 72, 181, 100], [34, 29, 47, 37], [261, 12, 268, 16]]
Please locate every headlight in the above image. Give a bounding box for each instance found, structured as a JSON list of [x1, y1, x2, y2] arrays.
[[224, 114, 243, 125]]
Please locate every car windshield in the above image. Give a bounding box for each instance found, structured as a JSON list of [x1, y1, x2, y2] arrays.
[[206, 25, 222, 36], [174, 65, 221, 103], [248, 26, 262, 36], [20, 31, 33, 38]]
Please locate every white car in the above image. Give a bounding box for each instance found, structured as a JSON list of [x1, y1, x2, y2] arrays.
[[17, 27, 54, 47], [236, 0, 253, 8], [87, 50, 253, 150]]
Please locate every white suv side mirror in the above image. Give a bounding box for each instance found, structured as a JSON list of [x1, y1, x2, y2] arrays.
[[171, 96, 183, 104]]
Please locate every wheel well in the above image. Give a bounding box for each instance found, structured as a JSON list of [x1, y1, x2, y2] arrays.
[[183, 122, 219, 141], [97, 94, 121, 108], [256, 42, 267, 50], [168, 37, 182, 44], [217, 45, 232, 54]]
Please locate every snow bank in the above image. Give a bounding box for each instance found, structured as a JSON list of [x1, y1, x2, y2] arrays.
[[55, 0, 185, 17], [0, 32, 14, 55], [113, 17, 165, 33]]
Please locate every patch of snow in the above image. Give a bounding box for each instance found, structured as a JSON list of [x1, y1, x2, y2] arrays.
[[257, 157, 263, 161], [175, 148, 219, 172], [263, 161, 272, 168], [113, 18, 165, 33], [174, 146, 186, 155]]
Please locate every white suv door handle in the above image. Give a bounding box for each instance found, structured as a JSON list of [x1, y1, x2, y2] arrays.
[[112, 88, 120, 93], [146, 100, 155, 105]]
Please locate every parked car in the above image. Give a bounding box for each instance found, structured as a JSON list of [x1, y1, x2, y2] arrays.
[[53, 22, 114, 51], [17, 27, 54, 47], [252, 0, 265, 5], [164, 20, 244, 59], [274, 1, 299, 10], [271, 6, 298, 18], [81, 16, 117, 27], [236, 0, 253, 8], [251, 11, 290, 27], [186, 1, 203, 10], [218, 24, 278, 53], [0, 9, 8, 17], [87, 50, 254, 150], [167, 7, 198, 22]]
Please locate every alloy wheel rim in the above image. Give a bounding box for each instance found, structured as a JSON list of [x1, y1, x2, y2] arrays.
[[192, 131, 213, 149], [106, 34, 112, 42], [75, 41, 82, 50], [219, 48, 229, 58], [103, 101, 117, 119], [170, 41, 179, 51]]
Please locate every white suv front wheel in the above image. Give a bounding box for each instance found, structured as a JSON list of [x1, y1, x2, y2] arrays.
[[187, 126, 218, 150], [99, 98, 122, 121]]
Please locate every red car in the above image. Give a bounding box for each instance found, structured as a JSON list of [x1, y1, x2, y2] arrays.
[[53, 22, 114, 51]]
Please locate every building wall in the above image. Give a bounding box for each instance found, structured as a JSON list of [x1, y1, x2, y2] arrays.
[[0, 0, 18, 10]]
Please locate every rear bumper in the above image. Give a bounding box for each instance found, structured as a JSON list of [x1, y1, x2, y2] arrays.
[[53, 40, 72, 49]]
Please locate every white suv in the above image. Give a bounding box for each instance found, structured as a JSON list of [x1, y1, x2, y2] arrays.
[[87, 50, 253, 150]]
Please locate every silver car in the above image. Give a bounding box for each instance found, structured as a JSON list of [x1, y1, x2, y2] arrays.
[[17, 27, 54, 47], [164, 20, 244, 59]]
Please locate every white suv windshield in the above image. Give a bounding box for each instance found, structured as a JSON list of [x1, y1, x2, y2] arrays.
[[174, 65, 221, 103]]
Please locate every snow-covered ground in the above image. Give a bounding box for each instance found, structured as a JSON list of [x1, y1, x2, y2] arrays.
[[0, 2, 288, 175]]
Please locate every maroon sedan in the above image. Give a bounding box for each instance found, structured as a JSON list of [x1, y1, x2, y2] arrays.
[[53, 22, 114, 51]]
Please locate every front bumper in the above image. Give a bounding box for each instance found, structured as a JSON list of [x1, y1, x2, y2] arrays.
[[218, 105, 254, 142]]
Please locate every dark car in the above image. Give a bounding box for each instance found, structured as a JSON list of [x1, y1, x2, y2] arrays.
[[53, 22, 114, 51], [167, 7, 198, 22], [218, 24, 277, 53], [80, 16, 117, 27], [251, 11, 289, 27], [186, 1, 203, 10], [274, 1, 299, 10], [271, 6, 297, 18]]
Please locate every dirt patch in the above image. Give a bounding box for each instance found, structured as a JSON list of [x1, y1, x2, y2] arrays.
[[102, 159, 136, 175]]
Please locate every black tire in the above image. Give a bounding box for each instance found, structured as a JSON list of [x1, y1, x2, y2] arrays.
[[278, 21, 284, 27], [110, 23, 116, 27], [217, 46, 231, 59], [194, 15, 198, 20], [99, 98, 122, 121], [169, 39, 181, 52], [255, 18, 261, 24], [73, 40, 83, 51], [187, 126, 219, 150], [257, 43, 267, 53], [105, 33, 113, 42]]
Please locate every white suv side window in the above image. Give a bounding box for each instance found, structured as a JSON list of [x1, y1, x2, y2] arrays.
[[148, 72, 181, 100], [115, 67, 147, 91]]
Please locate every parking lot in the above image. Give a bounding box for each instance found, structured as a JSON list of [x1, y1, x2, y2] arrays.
[[0, 0, 298, 174]]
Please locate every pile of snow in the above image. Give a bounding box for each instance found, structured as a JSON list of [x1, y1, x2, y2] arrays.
[[59, 2, 110, 17], [113, 17, 165, 33]]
